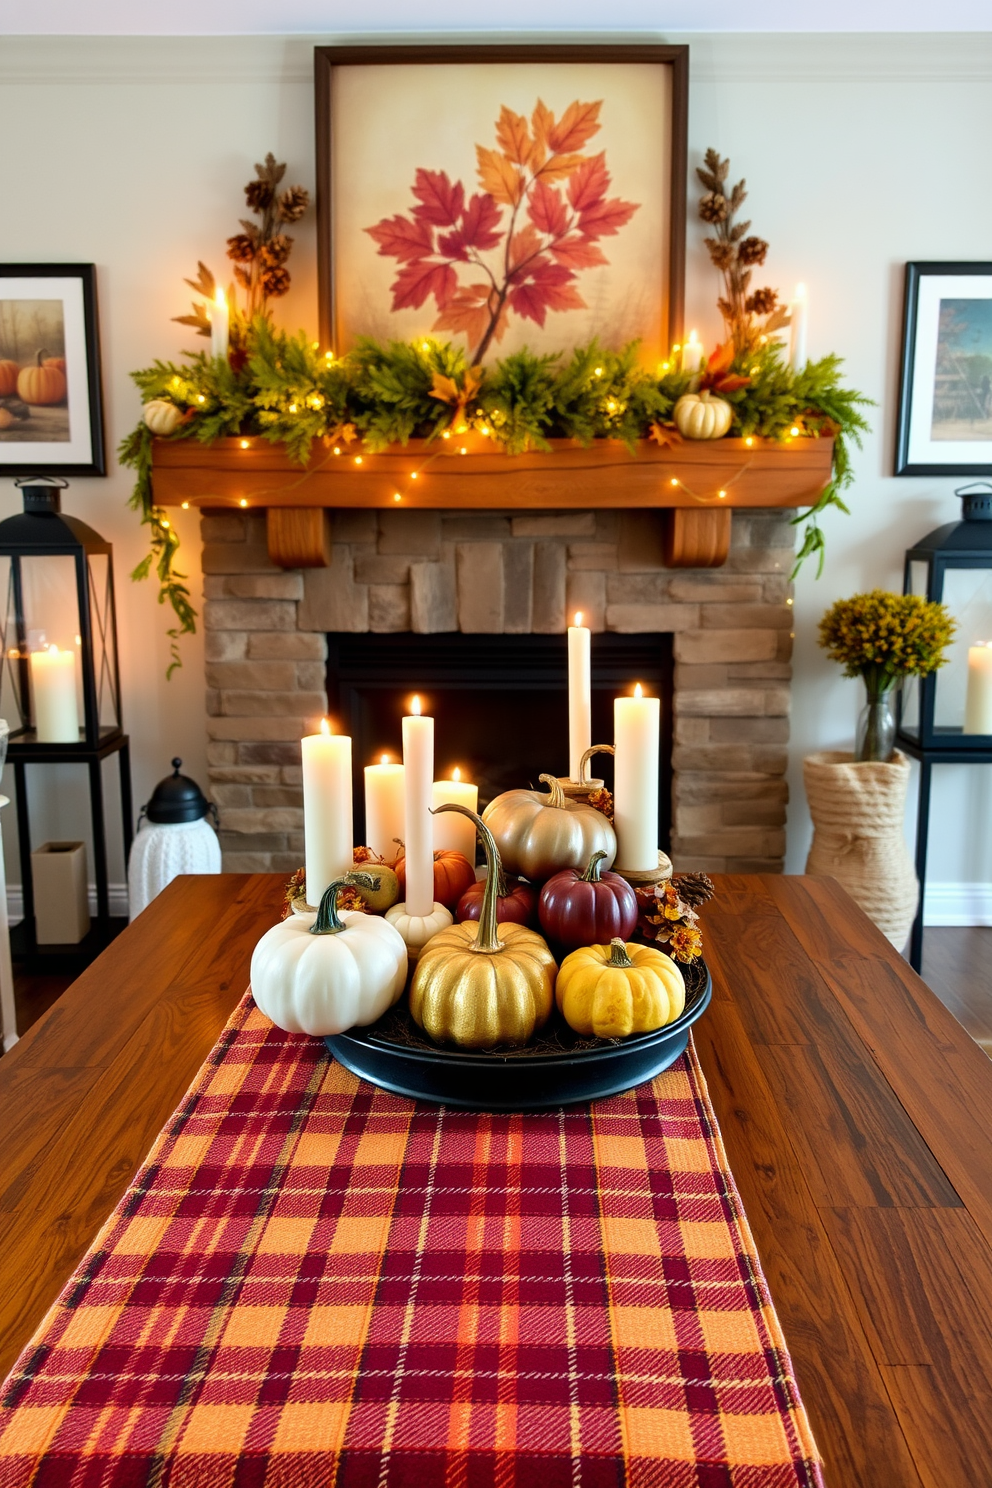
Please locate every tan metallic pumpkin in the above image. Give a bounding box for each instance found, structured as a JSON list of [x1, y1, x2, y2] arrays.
[[673, 390, 733, 440], [409, 804, 556, 1049], [556, 937, 685, 1038], [482, 773, 616, 882]]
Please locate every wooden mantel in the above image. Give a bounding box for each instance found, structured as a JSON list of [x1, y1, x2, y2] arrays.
[[151, 434, 833, 570]]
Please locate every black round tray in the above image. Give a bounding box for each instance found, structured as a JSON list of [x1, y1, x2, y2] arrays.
[[326, 958, 711, 1111]]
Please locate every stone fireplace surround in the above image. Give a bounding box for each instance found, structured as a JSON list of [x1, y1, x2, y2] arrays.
[[202, 506, 795, 875]]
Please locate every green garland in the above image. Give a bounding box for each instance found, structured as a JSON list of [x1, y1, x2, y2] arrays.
[[120, 318, 871, 672]]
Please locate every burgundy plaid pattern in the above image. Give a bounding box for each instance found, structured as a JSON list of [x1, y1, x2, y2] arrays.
[[0, 994, 822, 1486]]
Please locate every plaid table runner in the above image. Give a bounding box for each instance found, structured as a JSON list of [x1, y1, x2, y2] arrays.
[[0, 994, 822, 1487]]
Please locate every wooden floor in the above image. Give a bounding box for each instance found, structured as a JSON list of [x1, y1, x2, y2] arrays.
[[9, 923, 991, 1052]]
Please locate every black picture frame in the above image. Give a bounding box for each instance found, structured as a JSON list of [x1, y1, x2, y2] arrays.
[[0, 263, 106, 478], [895, 260, 992, 477], [314, 43, 688, 365]]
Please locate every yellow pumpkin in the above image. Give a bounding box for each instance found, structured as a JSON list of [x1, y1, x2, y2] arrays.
[[409, 804, 556, 1049], [142, 399, 184, 437], [556, 937, 685, 1038], [673, 391, 733, 441], [17, 352, 66, 407], [482, 773, 616, 881]]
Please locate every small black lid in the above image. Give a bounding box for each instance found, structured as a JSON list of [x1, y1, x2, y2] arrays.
[[959, 482, 992, 523], [145, 758, 211, 824]]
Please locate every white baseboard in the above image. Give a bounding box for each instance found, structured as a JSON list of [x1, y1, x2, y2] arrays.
[[924, 882, 992, 927], [6, 882, 129, 925]]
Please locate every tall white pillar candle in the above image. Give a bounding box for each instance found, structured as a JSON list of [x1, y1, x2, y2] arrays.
[[210, 287, 230, 362], [964, 642, 992, 734], [680, 329, 705, 375], [614, 684, 660, 872], [364, 754, 406, 860], [789, 283, 808, 370], [29, 645, 79, 743], [432, 769, 479, 862], [402, 696, 435, 917], [568, 613, 592, 781], [302, 719, 353, 907]]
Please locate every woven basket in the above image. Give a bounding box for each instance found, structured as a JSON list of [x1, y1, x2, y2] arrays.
[[803, 750, 918, 950]]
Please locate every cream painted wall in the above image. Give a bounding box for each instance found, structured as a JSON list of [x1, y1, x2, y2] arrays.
[[1, 33, 990, 898]]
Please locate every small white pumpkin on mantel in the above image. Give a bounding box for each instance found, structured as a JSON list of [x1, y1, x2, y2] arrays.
[[142, 399, 184, 437], [250, 872, 407, 1036], [673, 390, 734, 441]]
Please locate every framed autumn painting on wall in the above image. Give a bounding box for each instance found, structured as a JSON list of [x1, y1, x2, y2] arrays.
[[315, 45, 688, 369]]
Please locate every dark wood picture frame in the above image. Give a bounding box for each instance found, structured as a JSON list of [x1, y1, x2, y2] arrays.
[[314, 43, 688, 363], [0, 263, 105, 478], [895, 260, 992, 477]]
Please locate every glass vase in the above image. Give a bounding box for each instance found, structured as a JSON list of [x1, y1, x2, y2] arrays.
[[855, 689, 897, 763]]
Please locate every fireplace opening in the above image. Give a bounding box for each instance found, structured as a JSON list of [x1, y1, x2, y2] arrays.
[[326, 631, 673, 854]]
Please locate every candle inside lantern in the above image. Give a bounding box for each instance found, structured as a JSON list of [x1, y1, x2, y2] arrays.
[[210, 286, 230, 363], [29, 644, 79, 743], [364, 753, 406, 861], [789, 283, 808, 369], [432, 767, 479, 863], [302, 718, 353, 907], [680, 329, 705, 375], [964, 642, 992, 735], [403, 695, 435, 916], [614, 682, 660, 872], [568, 611, 592, 781]]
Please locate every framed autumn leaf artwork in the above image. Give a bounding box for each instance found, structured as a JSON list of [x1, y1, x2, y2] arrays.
[[315, 45, 688, 367]]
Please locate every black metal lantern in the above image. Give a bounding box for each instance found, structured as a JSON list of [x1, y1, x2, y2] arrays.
[[897, 482, 992, 973], [0, 478, 132, 965]]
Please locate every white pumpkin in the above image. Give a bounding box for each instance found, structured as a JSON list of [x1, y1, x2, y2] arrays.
[[385, 900, 453, 956], [251, 874, 407, 1036], [143, 399, 184, 437], [673, 391, 733, 440]]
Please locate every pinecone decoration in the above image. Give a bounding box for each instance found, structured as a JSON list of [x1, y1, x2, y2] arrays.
[[278, 185, 310, 223], [672, 871, 715, 908], [587, 787, 614, 823]]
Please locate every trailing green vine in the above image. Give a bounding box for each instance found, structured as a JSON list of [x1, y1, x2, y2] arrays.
[[119, 319, 870, 672]]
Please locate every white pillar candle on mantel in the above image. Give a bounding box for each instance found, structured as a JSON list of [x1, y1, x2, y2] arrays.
[[788, 283, 808, 369], [302, 718, 353, 907], [402, 695, 435, 917], [210, 286, 230, 362], [679, 329, 705, 375], [614, 683, 660, 872], [432, 768, 479, 862], [29, 645, 79, 743], [568, 612, 592, 781], [364, 754, 406, 860], [964, 642, 992, 734]]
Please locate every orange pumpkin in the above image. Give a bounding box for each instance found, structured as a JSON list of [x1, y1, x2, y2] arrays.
[[43, 356, 67, 373], [393, 847, 477, 912], [0, 361, 18, 397], [18, 351, 66, 406]]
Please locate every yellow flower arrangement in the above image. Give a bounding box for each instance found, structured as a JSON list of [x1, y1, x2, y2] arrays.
[[818, 590, 956, 692]]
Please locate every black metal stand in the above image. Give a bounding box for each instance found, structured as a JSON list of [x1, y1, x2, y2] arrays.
[[897, 732, 992, 974], [6, 727, 132, 971]]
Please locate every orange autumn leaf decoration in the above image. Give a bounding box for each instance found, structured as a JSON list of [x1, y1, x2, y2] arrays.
[[699, 340, 752, 395], [429, 366, 484, 429], [365, 98, 640, 363], [649, 421, 683, 449]]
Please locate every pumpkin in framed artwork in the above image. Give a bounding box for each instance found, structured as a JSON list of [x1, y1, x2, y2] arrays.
[[17, 351, 67, 406]]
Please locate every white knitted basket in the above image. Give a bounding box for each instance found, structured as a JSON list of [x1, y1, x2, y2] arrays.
[[803, 750, 918, 950]]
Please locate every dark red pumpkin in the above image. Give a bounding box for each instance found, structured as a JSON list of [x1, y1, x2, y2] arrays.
[[538, 849, 638, 951], [392, 847, 476, 912], [456, 864, 537, 928]]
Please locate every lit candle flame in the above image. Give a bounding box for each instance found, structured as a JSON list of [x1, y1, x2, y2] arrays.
[[380, 753, 390, 764], [320, 718, 331, 736], [634, 682, 643, 699], [48, 643, 59, 655], [452, 766, 461, 782], [687, 328, 698, 345], [573, 611, 583, 627], [214, 286, 227, 310], [411, 694, 422, 717]]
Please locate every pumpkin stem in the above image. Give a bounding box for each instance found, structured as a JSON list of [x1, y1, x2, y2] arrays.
[[579, 744, 615, 785], [311, 872, 380, 935], [607, 937, 634, 968], [431, 803, 504, 954], [36, 349, 48, 368], [539, 773, 568, 810], [581, 850, 609, 883]]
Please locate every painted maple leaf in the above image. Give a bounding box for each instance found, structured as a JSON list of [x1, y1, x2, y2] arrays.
[[364, 99, 640, 363]]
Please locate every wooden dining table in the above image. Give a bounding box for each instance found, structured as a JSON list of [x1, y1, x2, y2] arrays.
[[0, 871, 990, 1486]]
